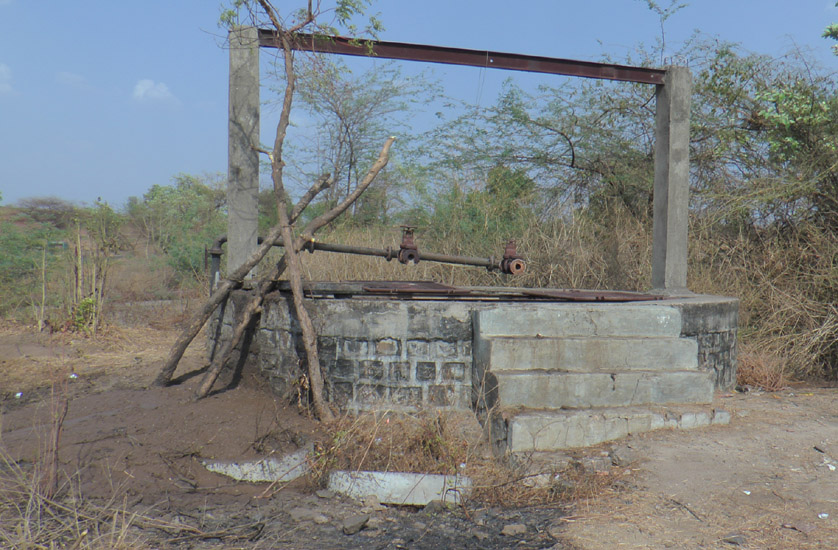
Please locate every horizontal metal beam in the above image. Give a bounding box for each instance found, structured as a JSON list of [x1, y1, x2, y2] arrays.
[[257, 30, 665, 85]]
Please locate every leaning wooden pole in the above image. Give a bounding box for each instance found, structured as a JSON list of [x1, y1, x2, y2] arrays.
[[153, 176, 332, 388], [194, 256, 286, 399], [192, 138, 394, 401], [152, 227, 282, 387]]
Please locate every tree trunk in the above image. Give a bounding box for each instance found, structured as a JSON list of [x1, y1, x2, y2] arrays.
[[194, 256, 286, 399]]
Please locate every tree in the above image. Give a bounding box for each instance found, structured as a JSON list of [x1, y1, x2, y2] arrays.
[[824, 2, 838, 55], [286, 61, 435, 222], [156, 1, 394, 423], [126, 173, 226, 279]]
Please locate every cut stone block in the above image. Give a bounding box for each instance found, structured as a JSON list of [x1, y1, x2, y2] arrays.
[[475, 304, 682, 339], [203, 446, 310, 482], [508, 407, 730, 451], [483, 337, 698, 372], [329, 470, 471, 506], [494, 370, 715, 409]]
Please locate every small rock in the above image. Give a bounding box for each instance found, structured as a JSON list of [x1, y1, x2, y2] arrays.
[[501, 523, 528, 536], [289, 507, 320, 522], [313, 513, 329, 524], [423, 500, 450, 514], [413, 521, 427, 531], [473, 530, 489, 541], [362, 494, 385, 511], [316, 489, 335, 499], [522, 473, 553, 488], [722, 533, 746, 546], [342, 513, 370, 535], [367, 516, 386, 529], [609, 444, 637, 466]]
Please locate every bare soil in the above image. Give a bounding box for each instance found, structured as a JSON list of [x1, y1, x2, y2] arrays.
[[2, 321, 838, 549]]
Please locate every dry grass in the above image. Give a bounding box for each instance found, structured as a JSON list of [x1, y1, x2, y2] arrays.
[[0, 445, 146, 549], [292, 215, 837, 386], [736, 345, 789, 391], [691, 221, 838, 381], [308, 410, 479, 483], [306, 409, 631, 509]]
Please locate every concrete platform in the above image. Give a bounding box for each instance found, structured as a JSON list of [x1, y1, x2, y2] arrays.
[[507, 406, 731, 452], [493, 370, 716, 409], [482, 336, 698, 372]]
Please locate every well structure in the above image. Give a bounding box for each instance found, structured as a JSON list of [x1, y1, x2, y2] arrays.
[[216, 29, 739, 452]]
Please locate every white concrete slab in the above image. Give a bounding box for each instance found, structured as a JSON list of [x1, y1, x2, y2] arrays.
[[203, 446, 310, 483], [329, 470, 471, 506]]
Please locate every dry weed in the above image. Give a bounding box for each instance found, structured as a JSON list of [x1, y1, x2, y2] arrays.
[[306, 409, 631, 509], [308, 410, 479, 485], [468, 457, 633, 509], [0, 450, 145, 549], [737, 346, 788, 391]]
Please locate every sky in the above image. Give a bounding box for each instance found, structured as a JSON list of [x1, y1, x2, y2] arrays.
[[0, 1, 836, 207]]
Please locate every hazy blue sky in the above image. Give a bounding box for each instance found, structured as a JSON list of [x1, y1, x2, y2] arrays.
[[1, 1, 836, 206]]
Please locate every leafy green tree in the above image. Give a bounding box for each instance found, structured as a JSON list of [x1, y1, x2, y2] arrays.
[[0, 218, 62, 317], [824, 2, 838, 55], [126, 173, 226, 281]]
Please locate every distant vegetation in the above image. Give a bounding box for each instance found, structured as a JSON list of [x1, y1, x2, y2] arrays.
[[1, 36, 835, 382]]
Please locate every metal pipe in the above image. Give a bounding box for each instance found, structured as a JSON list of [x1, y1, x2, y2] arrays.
[[301, 239, 524, 274], [207, 234, 526, 278]]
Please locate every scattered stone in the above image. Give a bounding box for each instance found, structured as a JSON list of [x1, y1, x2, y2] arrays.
[[313, 513, 330, 525], [609, 444, 638, 466], [342, 513, 370, 535], [722, 533, 746, 546], [367, 516, 386, 529], [473, 530, 489, 541], [547, 522, 563, 539], [316, 489, 335, 499], [581, 456, 613, 473], [362, 494, 385, 511], [501, 523, 528, 536], [471, 510, 488, 526], [289, 507, 323, 522], [522, 473, 554, 488], [423, 499, 451, 514], [413, 521, 427, 531]]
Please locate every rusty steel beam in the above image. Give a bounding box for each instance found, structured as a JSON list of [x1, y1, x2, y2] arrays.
[[257, 30, 665, 85]]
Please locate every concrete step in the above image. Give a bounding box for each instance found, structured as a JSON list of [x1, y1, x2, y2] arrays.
[[474, 304, 683, 339], [506, 406, 731, 452], [481, 336, 698, 372], [492, 370, 715, 409]]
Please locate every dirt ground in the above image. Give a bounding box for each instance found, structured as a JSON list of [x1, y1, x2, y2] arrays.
[[2, 321, 838, 549]]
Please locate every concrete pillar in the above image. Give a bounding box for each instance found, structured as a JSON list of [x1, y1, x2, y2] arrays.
[[652, 66, 691, 293], [227, 26, 260, 277]]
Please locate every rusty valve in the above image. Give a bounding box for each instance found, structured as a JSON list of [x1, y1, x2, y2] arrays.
[[500, 240, 526, 275], [397, 225, 420, 264]]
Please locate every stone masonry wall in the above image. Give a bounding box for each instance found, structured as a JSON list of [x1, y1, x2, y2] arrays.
[[210, 291, 739, 414], [257, 293, 476, 412], [674, 297, 739, 391]]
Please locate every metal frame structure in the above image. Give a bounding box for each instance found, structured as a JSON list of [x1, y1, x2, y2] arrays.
[[227, 28, 691, 293], [258, 31, 666, 85]]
